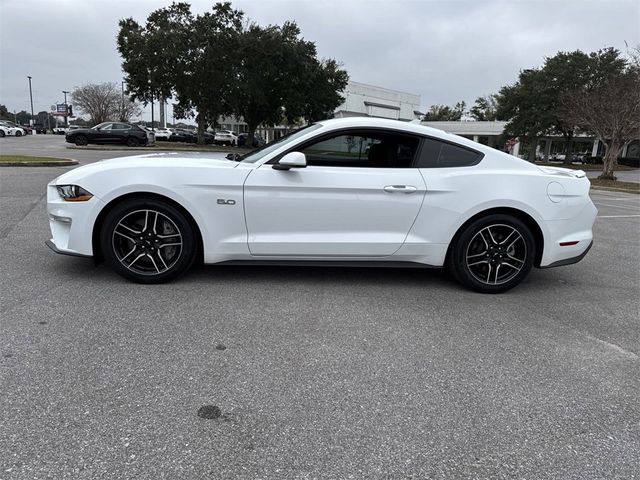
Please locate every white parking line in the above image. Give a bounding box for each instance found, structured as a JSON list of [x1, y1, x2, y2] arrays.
[[594, 202, 640, 211]]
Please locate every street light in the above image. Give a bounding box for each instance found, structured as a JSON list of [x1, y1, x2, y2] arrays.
[[27, 76, 34, 125], [62, 90, 70, 127]]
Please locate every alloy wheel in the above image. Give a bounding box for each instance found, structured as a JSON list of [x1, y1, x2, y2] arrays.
[[465, 223, 527, 286], [111, 209, 183, 276]]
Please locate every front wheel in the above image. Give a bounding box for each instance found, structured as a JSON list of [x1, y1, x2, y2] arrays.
[[100, 198, 197, 283], [15, 130, 22, 137], [449, 214, 535, 293]]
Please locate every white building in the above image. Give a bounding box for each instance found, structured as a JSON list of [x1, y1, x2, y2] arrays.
[[334, 81, 422, 122], [217, 81, 423, 140]]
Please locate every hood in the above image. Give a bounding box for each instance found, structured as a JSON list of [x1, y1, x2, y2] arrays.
[[52, 151, 238, 185]]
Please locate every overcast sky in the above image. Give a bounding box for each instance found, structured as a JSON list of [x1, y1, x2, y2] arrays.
[[1, 0, 638, 123]]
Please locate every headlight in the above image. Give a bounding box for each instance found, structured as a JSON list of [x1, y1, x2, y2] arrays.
[[56, 185, 93, 202]]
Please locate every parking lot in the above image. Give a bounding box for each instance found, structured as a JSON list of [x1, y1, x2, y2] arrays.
[[1, 137, 639, 478]]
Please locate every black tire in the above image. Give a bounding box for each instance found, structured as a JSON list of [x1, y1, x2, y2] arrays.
[[449, 214, 535, 293], [15, 130, 22, 137], [74, 135, 88, 146], [0, 130, 5, 138], [100, 197, 197, 284], [126, 137, 140, 147]]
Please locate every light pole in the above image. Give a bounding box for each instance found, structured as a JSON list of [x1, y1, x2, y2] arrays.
[[121, 81, 125, 122], [62, 90, 70, 127], [27, 76, 34, 125]]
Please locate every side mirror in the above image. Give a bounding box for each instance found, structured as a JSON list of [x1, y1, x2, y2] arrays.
[[273, 151, 307, 170]]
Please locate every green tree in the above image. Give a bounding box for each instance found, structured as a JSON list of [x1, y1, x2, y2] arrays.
[[233, 21, 348, 145], [497, 68, 550, 161], [118, 2, 194, 125], [0, 104, 9, 120], [497, 48, 627, 163], [118, 2, 243, 144], [470, 95, 499, 121], [422, 101, 466, 121]]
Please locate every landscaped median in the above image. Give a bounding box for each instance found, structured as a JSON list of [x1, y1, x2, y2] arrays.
[[0, 155, 79, 167], [589, 178, 640, 193]]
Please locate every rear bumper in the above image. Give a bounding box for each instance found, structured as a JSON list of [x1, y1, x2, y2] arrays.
[[540, 240, 592, 268]]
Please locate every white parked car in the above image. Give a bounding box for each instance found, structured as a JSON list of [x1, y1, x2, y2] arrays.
[[0, 123, 26, 137], [45, 117, 596, 293], [153, 128, 172, 140], [214, 130, 238, 146], [52, 126, 69, 135]]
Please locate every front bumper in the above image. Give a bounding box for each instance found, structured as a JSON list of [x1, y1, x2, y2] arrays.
[[46, 183, 104, 257]]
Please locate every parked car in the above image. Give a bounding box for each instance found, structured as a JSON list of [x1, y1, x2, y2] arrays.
[[53, 126, 69, 135], [20, 125, 33, 135], [214, 130, 238, 146], [45, 117, 597, 293], [169, 128, 197, 143], [237, 132, 266, 148], [153, 128, 172, 140], [0, 122, 25, 137], [141, 127, 156, 146], [65, 122, 149, 147]]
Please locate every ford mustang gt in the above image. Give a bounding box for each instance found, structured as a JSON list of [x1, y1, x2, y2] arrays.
[[46, 117, 596, 293]]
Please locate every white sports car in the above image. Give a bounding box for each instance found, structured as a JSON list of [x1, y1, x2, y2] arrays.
[[46, 117, 596, 293], [0, 124, 26, 137]]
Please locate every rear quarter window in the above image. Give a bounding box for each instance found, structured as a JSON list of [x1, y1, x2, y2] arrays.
[[416, 137, 483, 168]]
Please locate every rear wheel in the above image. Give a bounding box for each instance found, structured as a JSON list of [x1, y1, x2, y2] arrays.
[[0, 130, 5, 138], [15, 130, 22, 137], [100, 198, 197, 283], [449, 214, 535, 293], [74, 135, 88, 146], [126, 137, 140, 147]]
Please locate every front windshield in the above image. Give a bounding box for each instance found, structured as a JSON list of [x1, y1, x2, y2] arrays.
[[240, 124, 322, 164], [91, 122, 109, 130]]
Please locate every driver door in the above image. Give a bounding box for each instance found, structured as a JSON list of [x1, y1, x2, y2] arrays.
[[243, 130, 426, 257]]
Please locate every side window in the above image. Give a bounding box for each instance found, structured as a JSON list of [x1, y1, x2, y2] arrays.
[[99, 123, 113, 131], [299, 131, 419, 168], [416, 138, 483, 168], [113, 123, 131, 130]]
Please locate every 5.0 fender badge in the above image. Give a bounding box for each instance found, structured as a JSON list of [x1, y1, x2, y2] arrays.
[[217, 199, 236, 205]]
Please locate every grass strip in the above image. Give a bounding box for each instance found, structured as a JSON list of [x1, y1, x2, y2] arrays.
[[589, 178, 640, 193]]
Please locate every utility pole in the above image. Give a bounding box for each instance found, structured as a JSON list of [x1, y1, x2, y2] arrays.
[[27, 76, 34, 125], [62, 90, 70, 127], [121, 81, 125, 121]]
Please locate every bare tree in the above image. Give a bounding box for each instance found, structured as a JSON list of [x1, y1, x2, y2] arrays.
[[562, 69, 640, 180], [71, 82, 140, 125]]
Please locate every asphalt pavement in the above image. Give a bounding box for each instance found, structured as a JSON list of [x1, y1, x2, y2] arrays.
[[0, 137, 639, 479]]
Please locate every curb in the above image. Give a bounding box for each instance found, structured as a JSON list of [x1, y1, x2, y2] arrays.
[[0, 160, 79, 167]]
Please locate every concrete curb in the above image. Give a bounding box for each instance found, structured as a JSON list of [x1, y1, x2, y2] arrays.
[[0, 160, 79, 167]]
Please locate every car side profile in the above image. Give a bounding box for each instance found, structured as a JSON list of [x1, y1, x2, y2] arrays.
[[46, 117, 596, 293], [65, 122, 149, 147], [0, 122, 26, 137]]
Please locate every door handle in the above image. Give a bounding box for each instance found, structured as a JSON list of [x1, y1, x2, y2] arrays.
[[383, 185, 417, 193]]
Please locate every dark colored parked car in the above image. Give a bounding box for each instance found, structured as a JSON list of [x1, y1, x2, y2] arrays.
[[169, 128, 197, 143], [237, 132, 266, 148], [65, 122, 149, 147]]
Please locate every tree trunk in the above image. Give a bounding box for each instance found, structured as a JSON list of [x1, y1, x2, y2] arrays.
[[246, 122, 258, 149], [599, 141, 622, 180], [527, 137, 537, 162], [196, 112, 206, 145], [563, 130, 574, 166]]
